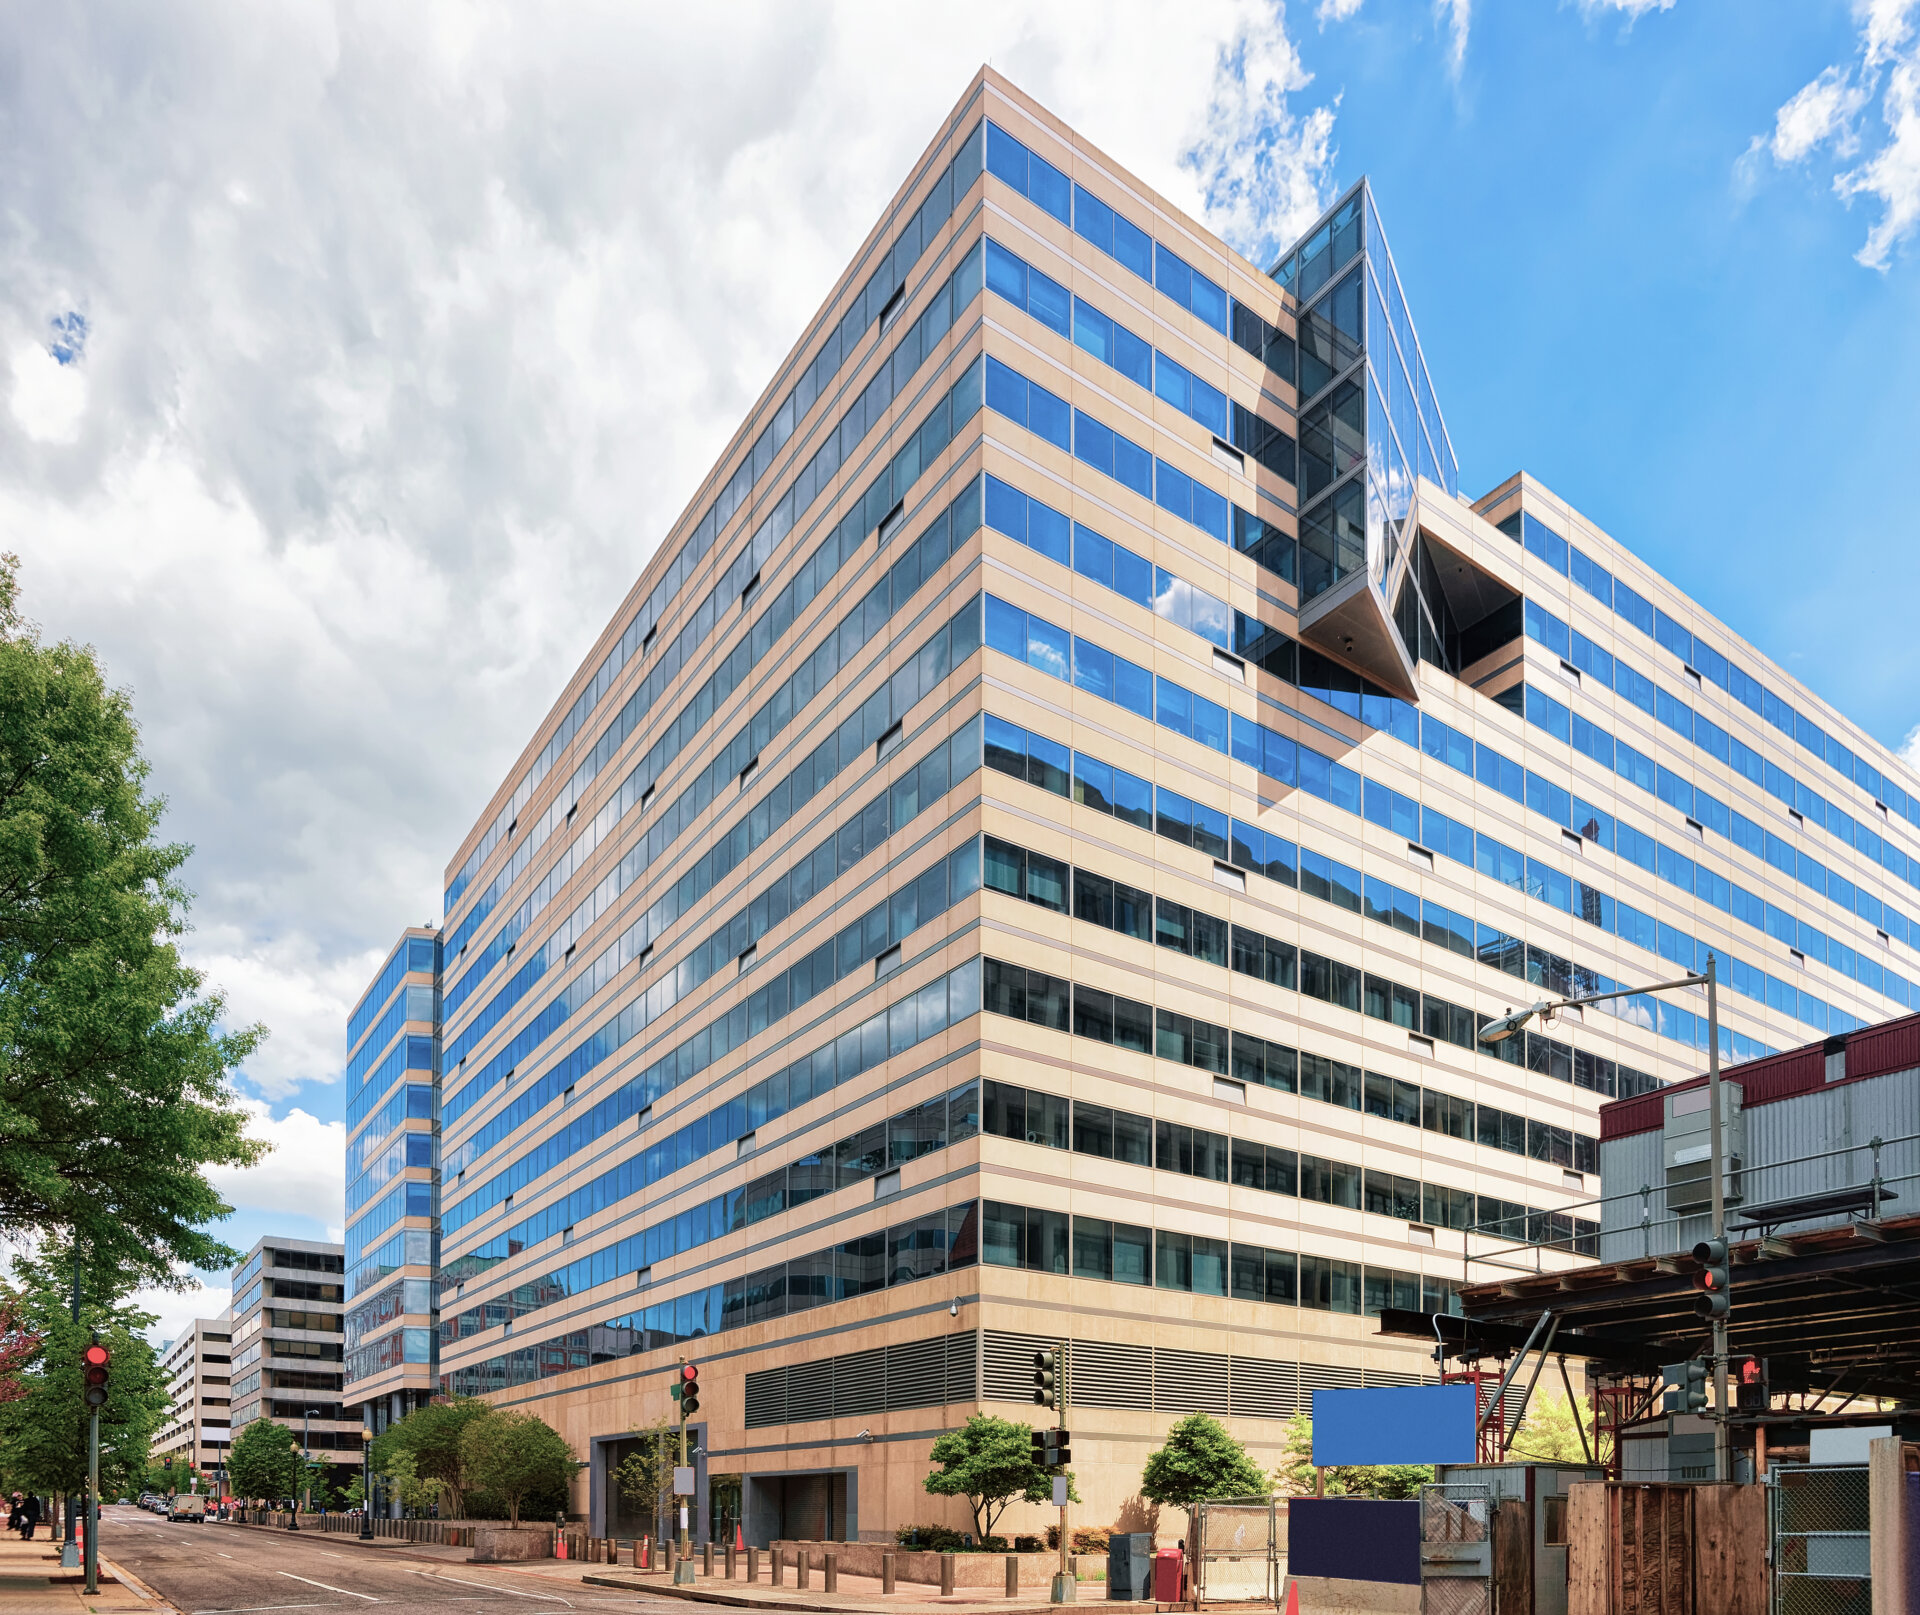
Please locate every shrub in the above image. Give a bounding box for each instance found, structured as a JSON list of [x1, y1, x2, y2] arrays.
[[1046, 1525, 1112, 1552], [896, 1524, 968, 1552]]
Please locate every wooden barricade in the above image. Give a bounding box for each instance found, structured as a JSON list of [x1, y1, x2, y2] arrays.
[[1566, 1482, 1764, 1615]]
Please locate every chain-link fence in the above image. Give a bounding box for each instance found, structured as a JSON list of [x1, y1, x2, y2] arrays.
[[1195, 1497, 1280, 1603], [1418, 1483, 1491, 1615], [1770, 1465, 1871, 1615]]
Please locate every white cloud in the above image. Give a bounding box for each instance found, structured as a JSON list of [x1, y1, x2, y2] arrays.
[[9, 342, 87, 444], [1317, 0, 1365, 23], [0, 3, 1340, 1110], [1435, 0, 1472, 79], [1900, 721, 1920, 776], [1183, 2, 1340, 268], [1576, 0, 1678, 19], [1743, 0, 1920, 267], [207, 1099, 346, 1226], [131, 1276, 230, 1352]]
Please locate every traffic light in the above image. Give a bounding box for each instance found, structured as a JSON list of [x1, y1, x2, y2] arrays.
[[1030, 1426, 1072, 1468], [1662, 1360, 1708, 1414], [1692, 1237, 1731, 1320], [1736, 1355, 1768, 1411], [81, 1342, 110, 1409], [675, 1361, 699, 1418], [1032, 1347, 1057, 1411]]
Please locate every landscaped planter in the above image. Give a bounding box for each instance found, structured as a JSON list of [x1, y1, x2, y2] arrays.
[[470, 1527, 555, 1563]]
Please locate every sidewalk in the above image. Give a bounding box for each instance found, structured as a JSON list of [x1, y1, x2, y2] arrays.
[[569, 1564, 1140, 1614], [0, 1531, 148, 1614]]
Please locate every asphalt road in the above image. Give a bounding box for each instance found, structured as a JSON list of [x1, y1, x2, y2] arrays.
[[96, 1506, 676, 1615]]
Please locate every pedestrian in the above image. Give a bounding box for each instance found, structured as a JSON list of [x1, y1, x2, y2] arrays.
[[7, 1493, 21, 1536], [20, 1494, 40, 1541]]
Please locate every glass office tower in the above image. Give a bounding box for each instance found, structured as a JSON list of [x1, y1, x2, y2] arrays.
[[413, 70, 1920, 1541], [341, 926, 443, 1466]]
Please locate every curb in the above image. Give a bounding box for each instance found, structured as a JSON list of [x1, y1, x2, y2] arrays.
[[103, 1557, 183, 1613], [578, 1579, 1135, 1614]]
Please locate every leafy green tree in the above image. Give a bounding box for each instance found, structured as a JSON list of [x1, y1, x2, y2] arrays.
[[1140, 1413, 1267, 1548], [0, 554, 267, 1288], [458, 1410, 574, 1528], [228, 1419, 302, 1503], [369, 1396, 494, 1517], [922, 1413, 1078, 1544], [378, 1448, 444, 1518], [1508, 1391, 1602, 1466], [1271, 1413, 1432, 1498], [614, 1415, 675, 1539], [0, 1267, 165, 1501]]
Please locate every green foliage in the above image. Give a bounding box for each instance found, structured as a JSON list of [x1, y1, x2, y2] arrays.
[[922, 1413, 1078, 1543], [1508, 1390, 1601, 1466], [1140, 1413, 1267, 1533], [613, 1416, 675, 1536], [228, 1419, 302, 1503], [343, 1471, 366, 1510], [0, 1268, 165, 1497], [369, 1396, 494, 1518], [458, 1409, 575, 1528], [379, 1448, 445, 1518], [1271, 1413, 1432, 1498], [0, 555, 266, 1287], [896, 1523, 969, 1551]]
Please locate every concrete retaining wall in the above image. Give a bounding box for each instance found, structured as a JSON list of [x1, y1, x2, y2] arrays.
[[769, 1540, 1071, 1587]]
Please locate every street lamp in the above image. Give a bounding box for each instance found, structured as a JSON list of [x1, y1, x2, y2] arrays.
[[1477, 956, 1729, 1482], [359, 1427, 375, 1541]]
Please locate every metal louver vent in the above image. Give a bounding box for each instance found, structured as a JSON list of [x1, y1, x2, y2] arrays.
[[1229, 1356, 1297, 1420], [886, 1338, 946, 1412], [945, 1331, 979, 1406], [1364, 1367, 1426, 1387], [744, 1365, 786, 1429], [983, 1330, 1055, 1403], [1299, 1360, 1364, 1392], [786, 1358, 833, 1424], [1071, 1340, 1153, 1410], [1156, 1347, 1231, 1415], [834, 1347, 887, 1419]]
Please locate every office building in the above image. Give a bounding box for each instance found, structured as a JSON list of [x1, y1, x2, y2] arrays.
[[228, 1236, 363, 1485], [407, 69, 1920, 1540], [151, 1314, 232, 1483], [341, 927, 443, 1452]]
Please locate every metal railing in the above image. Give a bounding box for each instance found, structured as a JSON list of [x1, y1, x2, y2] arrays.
[[1455, 1125, 1920, 1282]]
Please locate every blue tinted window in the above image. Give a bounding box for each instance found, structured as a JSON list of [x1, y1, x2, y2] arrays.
[[1155, 242, 1191, 307], [1112, 212, 1153, 281], [1072, 184, 1113, 255], [986, 123, 1027, 191], [1028, 152, 1071, 224]]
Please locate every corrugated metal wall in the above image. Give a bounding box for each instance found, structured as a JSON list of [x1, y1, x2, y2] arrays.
[[1599, 1066, 1920, 1259]]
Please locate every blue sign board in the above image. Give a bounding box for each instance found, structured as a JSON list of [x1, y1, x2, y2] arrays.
[[1310, 1384, 1477, 1467]]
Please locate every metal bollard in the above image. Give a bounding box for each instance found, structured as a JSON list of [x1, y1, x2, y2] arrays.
[[748, 1546, 759, 1583], [1005, 1554, 1019, 1598], [726, 1541, 737, 1579], [704, 1542, 714, 1576], [772, 1545, 784, 1586], [797, 1547, 811, 1590], [941, 1553, 956, 1597], [882, 1551, 896, 1594], [825, 1551, 838, 1594], [663, 1535, 674, 1574]]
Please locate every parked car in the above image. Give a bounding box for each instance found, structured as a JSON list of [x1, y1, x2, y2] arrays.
[[168, 1495, 206, 1522]]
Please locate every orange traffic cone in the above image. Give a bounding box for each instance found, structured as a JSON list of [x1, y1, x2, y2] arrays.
[[1281, 1578, 1299, 1615], [735, 1521, 745, 1552]]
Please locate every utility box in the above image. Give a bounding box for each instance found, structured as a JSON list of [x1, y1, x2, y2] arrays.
[[1661, 1081, 1743, 1212], [1105, 1533, 1153, 1600]]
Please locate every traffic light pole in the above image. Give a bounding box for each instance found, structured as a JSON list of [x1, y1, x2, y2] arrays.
[[85, 1409, 99, 1596], [1704, 956, 1729, 1484], [1051, 1339, 1073, 1605]]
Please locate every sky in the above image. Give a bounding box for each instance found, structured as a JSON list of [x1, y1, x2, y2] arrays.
[[1, 0, 1915, 1343]]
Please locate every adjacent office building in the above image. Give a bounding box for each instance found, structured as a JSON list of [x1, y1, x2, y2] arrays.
[[151, 1315, 232, 1483], [341, 928, 443, 1452], [390, 69, 1920, 1539], [228, 1237, 363, 1485]]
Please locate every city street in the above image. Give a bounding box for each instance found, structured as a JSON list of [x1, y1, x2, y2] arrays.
[[97, 1508, 680, 1615]]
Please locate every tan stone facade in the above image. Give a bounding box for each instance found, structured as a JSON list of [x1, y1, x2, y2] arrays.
[[399, 68, 1919, 1547]]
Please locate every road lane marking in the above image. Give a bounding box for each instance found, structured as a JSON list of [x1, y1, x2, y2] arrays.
[[277, 1572, 380, 1601], [193, 1605, 328, 1613], [409, 1572, 572, 1604]]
